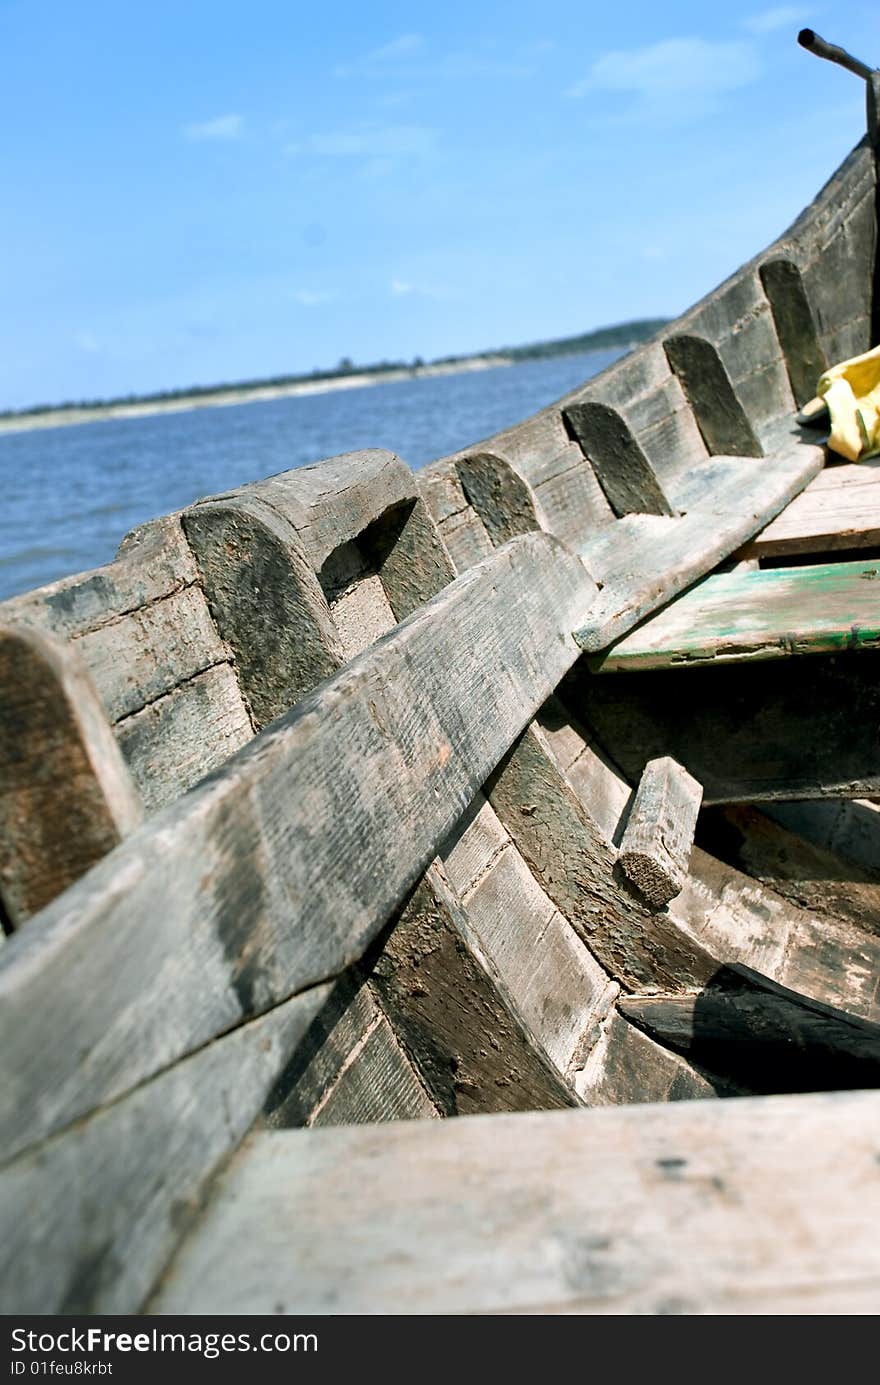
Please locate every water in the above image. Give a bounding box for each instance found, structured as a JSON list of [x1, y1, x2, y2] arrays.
[[0, 348, 623, 601]]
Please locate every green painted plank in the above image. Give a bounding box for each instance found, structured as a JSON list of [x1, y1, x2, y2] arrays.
[[592, 559, 880, 673]]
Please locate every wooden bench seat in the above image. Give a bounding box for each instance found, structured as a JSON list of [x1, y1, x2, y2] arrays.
[[735, 457, 880, 559], [592, 558, 880, 673]]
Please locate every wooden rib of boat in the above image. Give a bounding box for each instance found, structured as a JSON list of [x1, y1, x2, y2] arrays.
[[2, 32, 880, 1317]]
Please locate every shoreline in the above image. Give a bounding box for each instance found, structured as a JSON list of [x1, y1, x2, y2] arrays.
[[0, 355, 516, 436]]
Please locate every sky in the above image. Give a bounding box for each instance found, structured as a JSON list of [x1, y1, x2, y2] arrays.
[[0, 0, 877, 409]]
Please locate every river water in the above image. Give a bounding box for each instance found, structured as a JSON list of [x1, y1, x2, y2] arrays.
[[0, 347, 622, 601]]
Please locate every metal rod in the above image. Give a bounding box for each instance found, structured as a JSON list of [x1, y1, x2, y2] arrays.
[[797, 29, 875, 82]]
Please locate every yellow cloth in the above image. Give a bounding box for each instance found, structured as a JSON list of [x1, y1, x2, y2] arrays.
[[811, 344, 880, 462]]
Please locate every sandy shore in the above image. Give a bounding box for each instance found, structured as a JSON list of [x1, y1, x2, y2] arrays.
[[0, 355, 513, 436]]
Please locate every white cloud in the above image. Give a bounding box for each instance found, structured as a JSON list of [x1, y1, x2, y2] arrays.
[[284, 124, 436, 162], [335, 34, 424, 78], [291, 290, 333, 306], [566, 38, 761, 117], [73, 330, 100, 353], [391, 279, 414, 296], [182, 114, 243, 142], [744, 6, 809, 34]]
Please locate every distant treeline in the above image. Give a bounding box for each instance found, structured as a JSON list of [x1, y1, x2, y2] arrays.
[[1, 317, 669, 420]]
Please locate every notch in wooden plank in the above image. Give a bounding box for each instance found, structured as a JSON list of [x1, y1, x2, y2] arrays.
[[618, 757, 702, 909]]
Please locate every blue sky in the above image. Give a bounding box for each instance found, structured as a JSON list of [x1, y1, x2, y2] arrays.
[[1, 0, 877, 408]]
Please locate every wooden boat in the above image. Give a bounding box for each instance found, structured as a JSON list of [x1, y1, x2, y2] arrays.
[[2, 31, 880, 1315]]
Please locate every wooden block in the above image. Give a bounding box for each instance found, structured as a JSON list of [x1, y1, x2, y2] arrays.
[[735, 459, 880, 559], [152, 1089, 880, 1315], [0, 533, 596, 1163], [455, 452, 541, 544], [759, 257, 827, 409], [664, 334, 764, 457], [618, 757, 702, 909], [563, 401, 676, 517], [0, 625, 142, 924], [594, 559, 880, 673], [575, 442, 825, 652], [486, 719, 718, 994], [0, 983, 330, 1315]]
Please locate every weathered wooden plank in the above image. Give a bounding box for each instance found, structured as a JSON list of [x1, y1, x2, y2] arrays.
[[575, 442, 825, 651], [458, 843, 617, 1077], [618, 758, 702, 908], [572, 648, 880, 802], [0, 626, 142, 925], [528, 443, 616, 551], [763, 798, 880, 877], [435, 506, 495, 574], [698, 803, 880, 938], [677, 847, 880, 1024], [115, 661, 254, 812], [153, 1089, 880, 1315], [0, 514, 198, 644], [307, 1012, 438, 1127], [0, 983, 330, 1315], [73, 584, 228, 722], [0, 534, 595, 1163], [368, 864, 577, 1114], [486, 716, 719, 993], [594, 559, 880, 673], [620, 963, 880, 1092], [735, 458, 880, 559], [241, 449, 418, 573], [575, 1010, 732, 1105], [563, 402, 676, 517]]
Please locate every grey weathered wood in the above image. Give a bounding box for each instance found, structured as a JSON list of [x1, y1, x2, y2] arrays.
[[242, 449, 419, 572], [115, 661, 254, 812], [734, 459, 880, 559], [153, 1089, 880, 1315], [485, 712, 719, 993], [571, 648, 880, 802], [618, 757, 702, 909], [664, 334, 764, 457], [0, 983, 330, 1315], [575, 441, 825, 651], [182, 494, 343, 729], [576, 1009, 731, 1105], [367, 864, 578, 1114], [678, 847, 880, 1024], [0, 625, 142, 925], [620, 963, 880, 1092], [762, 799, 880, 878], [264, 977, 438, 1128], [0, 534, 595, 1163], [455, 452, 540, 544], [184, 451, 455, 727], [563, 401, 676, 516], [72, 584, 229, 724], [0, 513, 198, 644], [759, 257, 828, 409]]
